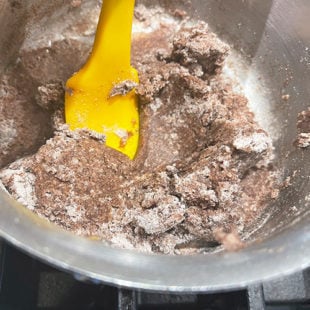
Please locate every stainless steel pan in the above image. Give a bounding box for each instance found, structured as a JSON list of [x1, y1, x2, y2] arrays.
[[0, 0, 309, 292]]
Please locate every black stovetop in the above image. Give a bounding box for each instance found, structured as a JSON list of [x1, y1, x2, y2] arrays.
[[0, 241, 310, 310]]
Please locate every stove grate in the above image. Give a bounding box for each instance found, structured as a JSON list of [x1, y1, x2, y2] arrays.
[[1, 241, 310, 310]]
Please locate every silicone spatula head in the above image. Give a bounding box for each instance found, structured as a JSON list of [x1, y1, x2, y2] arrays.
[[65, 0, 139, 159]]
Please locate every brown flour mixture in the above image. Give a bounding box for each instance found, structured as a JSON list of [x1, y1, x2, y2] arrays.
[[0, 5, 278, 254], [296, 108, 310, 148]]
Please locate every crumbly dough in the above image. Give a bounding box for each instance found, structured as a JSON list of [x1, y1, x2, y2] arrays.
[[0, 5, 277, 254], [296, 108, 310, 148]]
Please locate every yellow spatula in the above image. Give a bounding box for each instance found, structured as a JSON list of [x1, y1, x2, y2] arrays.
[[65, 0, 139, 159]]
